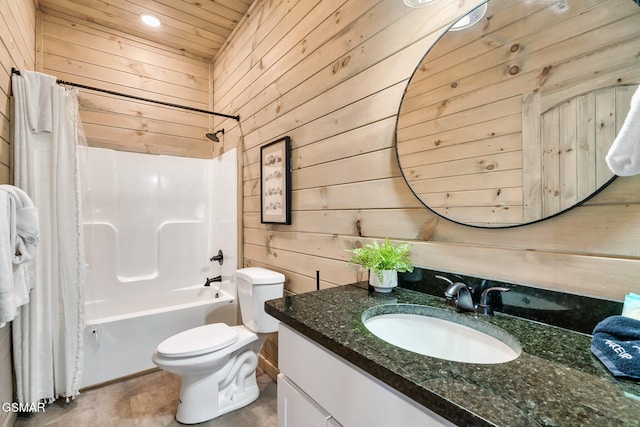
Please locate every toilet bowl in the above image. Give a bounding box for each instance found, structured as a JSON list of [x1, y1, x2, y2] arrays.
[[152, 267, 284, 424]]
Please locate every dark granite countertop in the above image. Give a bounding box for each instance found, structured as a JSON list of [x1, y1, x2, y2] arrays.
[[265, 283, 640, 427]]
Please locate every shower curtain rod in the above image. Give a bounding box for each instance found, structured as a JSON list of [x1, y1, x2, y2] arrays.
[[11, 68, 240, 121]]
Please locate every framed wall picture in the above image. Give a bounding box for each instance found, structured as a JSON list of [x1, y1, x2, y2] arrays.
[[260, 136, 291, 224]]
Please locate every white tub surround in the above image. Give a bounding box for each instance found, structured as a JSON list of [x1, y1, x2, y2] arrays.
[[81, 147, 238, 388]]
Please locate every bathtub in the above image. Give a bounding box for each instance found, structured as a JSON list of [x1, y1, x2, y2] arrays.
[[81, 284, 237, 389]]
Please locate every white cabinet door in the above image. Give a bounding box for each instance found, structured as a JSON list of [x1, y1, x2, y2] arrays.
[[279, 324, 455, 427], [278, 374, 342, 427]]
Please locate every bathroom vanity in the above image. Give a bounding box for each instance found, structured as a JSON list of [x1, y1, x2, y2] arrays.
[[265, 282, 640, 427], [277, 324, 454, 427]]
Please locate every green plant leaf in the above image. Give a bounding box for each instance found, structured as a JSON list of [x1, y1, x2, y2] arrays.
[[346, 238, 414, 281]]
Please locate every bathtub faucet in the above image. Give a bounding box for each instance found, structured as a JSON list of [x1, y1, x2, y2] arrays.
[[204, 276, 222, 287]]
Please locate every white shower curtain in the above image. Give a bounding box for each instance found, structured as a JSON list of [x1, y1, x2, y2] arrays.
[[11, 71, 85, 404]]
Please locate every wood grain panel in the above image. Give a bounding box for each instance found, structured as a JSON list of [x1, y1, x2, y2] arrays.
[[41, 13, 212, 158], [38, 0, 252, 59], [231, 1, 468, 152], [214, 0, 326, 104], [409, 241, 639, 301], [242, 83, 407, 174], [42, 14, 208, 70]]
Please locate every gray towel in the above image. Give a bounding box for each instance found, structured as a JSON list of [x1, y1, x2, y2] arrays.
[[591, 315, 640, 380]]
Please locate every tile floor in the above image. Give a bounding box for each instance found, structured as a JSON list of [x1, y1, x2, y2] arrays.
[[14, 368, 277, 427]]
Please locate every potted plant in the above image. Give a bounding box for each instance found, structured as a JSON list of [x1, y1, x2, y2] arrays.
[[346, 238, 414, 293]]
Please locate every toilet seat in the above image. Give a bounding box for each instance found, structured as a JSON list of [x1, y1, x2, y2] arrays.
[[157, 323, 239, 358]]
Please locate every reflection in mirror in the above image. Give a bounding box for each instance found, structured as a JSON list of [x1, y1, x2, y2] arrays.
[[396, 0, 640, 227], [450, 3, 487, 31], [403, 0, 439, 7]]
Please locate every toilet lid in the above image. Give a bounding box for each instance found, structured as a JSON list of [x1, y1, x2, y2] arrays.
[[157, 323, 239, 358]]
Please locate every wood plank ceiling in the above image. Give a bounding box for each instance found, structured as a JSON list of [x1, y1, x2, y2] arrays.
[[37, 0, 254, 60]]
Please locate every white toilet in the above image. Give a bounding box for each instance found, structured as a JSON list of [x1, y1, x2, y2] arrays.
[[152, 267, 284, 424]]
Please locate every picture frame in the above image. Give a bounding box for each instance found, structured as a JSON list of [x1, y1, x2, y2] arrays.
[[260, 136, 291, 224]]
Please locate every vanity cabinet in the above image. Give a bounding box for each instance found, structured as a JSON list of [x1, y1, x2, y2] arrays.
[[277, 324, 455, 427]]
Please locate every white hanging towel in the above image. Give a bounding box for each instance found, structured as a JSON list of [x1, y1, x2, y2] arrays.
[[606, 85, 640, 176], [20, 70, 57, 133], [0, 185, 39, 328]]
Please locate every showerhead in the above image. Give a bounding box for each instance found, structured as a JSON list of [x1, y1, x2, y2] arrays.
[[206, 129, 225, 142]]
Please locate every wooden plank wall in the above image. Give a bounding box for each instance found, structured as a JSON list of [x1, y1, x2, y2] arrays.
[[0, 0, 36, 422], [39, 11, 213, 158], [214, 0, 640, 306]]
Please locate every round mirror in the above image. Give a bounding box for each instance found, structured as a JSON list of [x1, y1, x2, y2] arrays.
[[396, 0, 640, 228]]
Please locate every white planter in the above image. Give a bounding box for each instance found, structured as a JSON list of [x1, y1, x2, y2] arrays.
[[369, 270, 398, 293]]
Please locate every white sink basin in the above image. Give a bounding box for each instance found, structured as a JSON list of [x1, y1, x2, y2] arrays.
[[362, 305, 521, 364]]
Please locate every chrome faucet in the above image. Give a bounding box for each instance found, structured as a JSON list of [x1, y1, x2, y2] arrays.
[[437, 275, 510, 316], [437, 275, 475, 312], [443, 281, 476, 312]]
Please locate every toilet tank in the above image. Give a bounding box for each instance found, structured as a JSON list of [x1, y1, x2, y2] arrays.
[[235, 267, 284, 333]]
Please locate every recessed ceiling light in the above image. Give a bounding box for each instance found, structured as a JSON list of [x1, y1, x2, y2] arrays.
[[140, 13, 161, 27]]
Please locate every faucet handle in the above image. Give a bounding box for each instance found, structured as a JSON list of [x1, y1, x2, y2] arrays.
[[477, 287, 510, 316], [438, 276, 458, 307], [435, 275, 453, 286], [210, 250, 224, 265]]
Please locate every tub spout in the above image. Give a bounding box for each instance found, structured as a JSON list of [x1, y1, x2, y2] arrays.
[[204, 276, 222, 286]]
